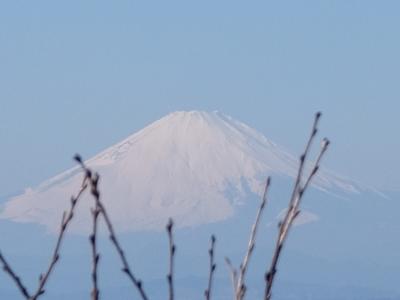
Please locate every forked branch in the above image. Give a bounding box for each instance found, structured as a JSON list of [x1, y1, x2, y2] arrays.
[[74, 154, 149, 300], [264, 112, 330, 300], [30, 172, 88, 300], [0, 172, 88, 300]]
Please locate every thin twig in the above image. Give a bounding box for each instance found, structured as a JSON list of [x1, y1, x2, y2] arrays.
[[74, 155, 149, 300], [281, 112, 321, 233], [0, 252, 30, 299], [224, 257, 238, 299], [264, 112, 330, 300], [86, 169, 101, 300], [300, 138, 330, 197], [90, 205, 101, 300], [30, 172, 88, 300], [204, 235, 216, 300], [1, 173, 88, 300], [102, 204, 148, 300], [236, 177, 271, 300], [166, 218, 175, 300]]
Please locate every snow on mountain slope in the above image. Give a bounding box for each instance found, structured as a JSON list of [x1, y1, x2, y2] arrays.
[[0, 111, 360, 233]]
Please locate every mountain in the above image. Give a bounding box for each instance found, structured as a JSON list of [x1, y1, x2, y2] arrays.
[[0, 111, 359, 233], [1, 111, 399, 300]]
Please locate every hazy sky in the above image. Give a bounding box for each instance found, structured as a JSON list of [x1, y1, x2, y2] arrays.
[[1, 0, 399, 196]]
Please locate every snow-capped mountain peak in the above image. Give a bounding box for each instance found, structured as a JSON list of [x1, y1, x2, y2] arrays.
[[0, 111, 359, 233]]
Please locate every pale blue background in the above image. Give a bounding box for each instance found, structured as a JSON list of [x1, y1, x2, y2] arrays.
[[1, 0, 399, 195]]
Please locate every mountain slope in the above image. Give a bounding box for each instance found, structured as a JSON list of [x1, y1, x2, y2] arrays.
[[0, 111, 360, 233]]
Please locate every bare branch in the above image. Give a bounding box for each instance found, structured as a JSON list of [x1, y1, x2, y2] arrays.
[[166, 218, 176, 300], [284, 112, 321, 227], [264, 113, 330, 300], [224, 257, 238, 299], [90, 206, 101, 300], [300, 138, 330, 197], [1, 170, 88, 300], [236, 177, 271, 300], [204, 235, 216, 300], [75, 156, 149, 300], [30, 171, 88, 300], [0, 252, 30, 299]]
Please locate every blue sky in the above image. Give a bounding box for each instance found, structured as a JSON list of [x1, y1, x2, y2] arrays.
[[1, 0, 399, 195]]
